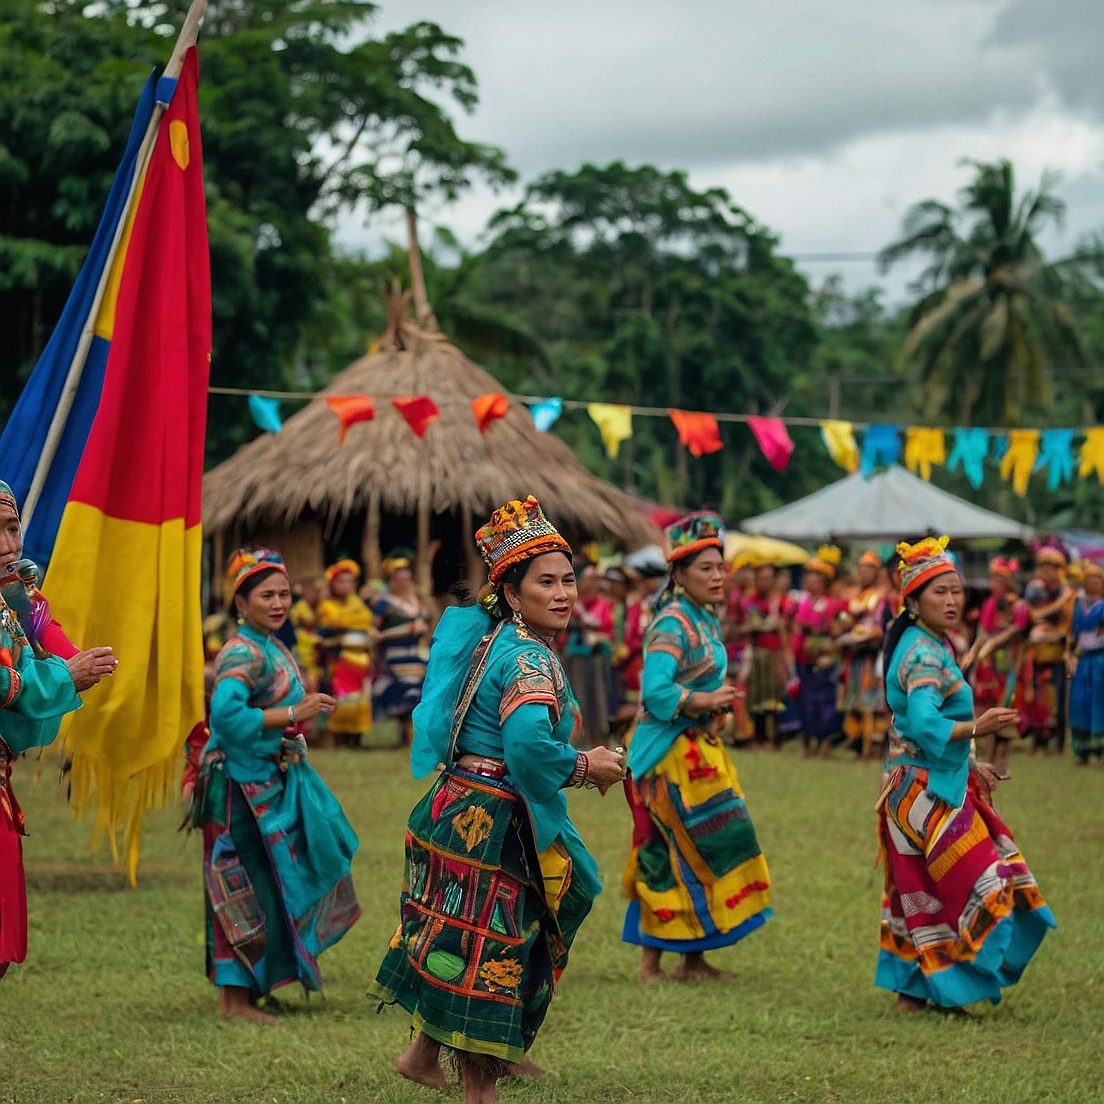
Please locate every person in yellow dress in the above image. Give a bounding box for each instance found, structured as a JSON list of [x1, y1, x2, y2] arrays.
[[316, 559, 374, 746]]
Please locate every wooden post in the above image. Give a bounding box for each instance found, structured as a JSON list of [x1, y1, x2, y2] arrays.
[[362, 491, 382, 580], [21, 0, 209, 529], [460, 499, 485, 592], [405, 206, 438, 331]]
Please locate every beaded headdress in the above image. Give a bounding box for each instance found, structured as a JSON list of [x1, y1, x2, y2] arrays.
[[805, 545, 842, 580], [226, 548, 287, 598], [0, 480, 17, 516], [475, 496, 571, 587], [896, 536, 957, 598], [325, 558, 361, 586], [665, 511, 724, 564]]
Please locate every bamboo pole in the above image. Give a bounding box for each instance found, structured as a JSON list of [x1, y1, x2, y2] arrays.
[[405, 206, 437, 331], [21, 0, 209, 531], [362, 491, 382, 580]]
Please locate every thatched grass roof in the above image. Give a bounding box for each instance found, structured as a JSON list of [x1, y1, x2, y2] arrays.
[[202, 323, 658, 549]]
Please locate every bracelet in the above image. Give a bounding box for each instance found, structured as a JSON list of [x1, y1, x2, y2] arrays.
[[288, 705, 296, 725], [569, 753, 590, 788], [971, 720, 977, 739]]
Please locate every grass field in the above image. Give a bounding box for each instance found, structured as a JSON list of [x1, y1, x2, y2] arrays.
[[2, 738, 1101, 1103]]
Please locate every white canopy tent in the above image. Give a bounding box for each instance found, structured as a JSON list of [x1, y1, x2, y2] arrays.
[[740, 465, 1031, 543]]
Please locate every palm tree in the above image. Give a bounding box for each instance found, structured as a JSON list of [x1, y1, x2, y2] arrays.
[[879, 159, 1083, 425]]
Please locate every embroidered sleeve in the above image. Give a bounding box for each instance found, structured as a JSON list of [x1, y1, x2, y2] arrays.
[[898, 635, 962, 699], [645, 612, 687, 660], [499, 647, 561, 725], [213, 636, 265, 693]]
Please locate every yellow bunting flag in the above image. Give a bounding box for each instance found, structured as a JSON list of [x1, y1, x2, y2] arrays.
[[587, 402, 633, 459], [819, 420, 859, 473], [903, 426, 946, 481], [1079, 427, 1104, 482], [1000, 429, 1040, 496]]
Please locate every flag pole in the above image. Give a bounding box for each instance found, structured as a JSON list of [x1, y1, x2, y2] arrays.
[[20, 0, 209, 531]]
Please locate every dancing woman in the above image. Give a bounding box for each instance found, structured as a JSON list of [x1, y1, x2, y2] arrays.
[[622, 512, 772, 983], [876, 538, 1055, 1012], [184, 549, 360, 1022], [369, 497, 623, 1104]]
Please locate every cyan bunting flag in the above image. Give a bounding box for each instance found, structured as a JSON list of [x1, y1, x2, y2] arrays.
[[947, 428, 989, 489], [530, 398, 563, 433], [248, 394, 283, 434], [1035, 428, 1076, 492], [861, 424, 901, 478]]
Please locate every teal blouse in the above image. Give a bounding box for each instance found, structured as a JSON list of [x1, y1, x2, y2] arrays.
[[209, 624, 305, 784], [628, 594, 727, 779], [885, 624, 974, 806], [411, 606, 599, 896], [0, 608, 81, 754]]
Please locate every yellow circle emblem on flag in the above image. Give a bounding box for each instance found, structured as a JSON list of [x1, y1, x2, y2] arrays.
[[169, 119, 190, 170]]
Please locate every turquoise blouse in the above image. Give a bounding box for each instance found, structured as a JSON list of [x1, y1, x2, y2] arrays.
[[886, 624, 974, 806], [628, 594, 727, 779], [209, 623, 305, 784], [0, 610, 81, 754], [411, 606, 599, 896]]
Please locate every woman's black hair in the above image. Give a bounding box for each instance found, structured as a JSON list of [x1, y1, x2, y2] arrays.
[[234, 567, 285, 611], [882, 578, 938, 672]]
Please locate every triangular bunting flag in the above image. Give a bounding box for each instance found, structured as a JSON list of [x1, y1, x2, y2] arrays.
[[819, 420, 859, 473], [393, 395, 439, 438], [530, 397, 563, 433], [999, 429, 1040, 497], [326, 395, 375, 444], [587, 402, 633, 459], [903, 426, 946, 481], [472, 392, 509, 434], [747, 416, 793, 472], [669, 409, 723, 457], [248, 394, 283, 434]]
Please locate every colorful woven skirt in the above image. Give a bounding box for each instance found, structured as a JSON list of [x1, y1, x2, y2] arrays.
[[876, 766, 1055, 1007], [369, 766, 595, 1065], [622, 729, 772, 951]]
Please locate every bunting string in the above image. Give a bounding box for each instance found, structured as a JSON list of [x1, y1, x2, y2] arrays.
[[209, 385, 1104, 495]]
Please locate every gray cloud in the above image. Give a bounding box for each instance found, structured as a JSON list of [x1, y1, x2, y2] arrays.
[[989, 0, 1104, 116]]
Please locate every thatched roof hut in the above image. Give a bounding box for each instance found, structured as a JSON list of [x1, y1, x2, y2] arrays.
[[202, 316, 658, 591]]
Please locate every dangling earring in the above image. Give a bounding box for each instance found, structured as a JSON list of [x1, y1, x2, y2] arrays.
[[512, 608, 525, 629]]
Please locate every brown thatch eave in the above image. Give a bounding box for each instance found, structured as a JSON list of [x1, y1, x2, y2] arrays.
[[202, 325, 659, 550]]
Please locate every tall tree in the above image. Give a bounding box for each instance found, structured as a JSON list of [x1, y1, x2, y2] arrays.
[[878, 158, 1083, 426]]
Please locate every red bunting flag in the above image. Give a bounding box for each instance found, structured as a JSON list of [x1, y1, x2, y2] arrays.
[[668, 409, 723, 457], [472, 392, 509, 434], [326, 395, 375, 444], [393, 395, 440, 438], [747, 416, 794, 471]]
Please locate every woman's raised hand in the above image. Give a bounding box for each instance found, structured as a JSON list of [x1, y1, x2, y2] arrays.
[[295, 693, 337, 722], [704, 685, 739, 712], [67, 647, 117, 692], [974, 707, 1021, 737], [586, 746, 625, 790]]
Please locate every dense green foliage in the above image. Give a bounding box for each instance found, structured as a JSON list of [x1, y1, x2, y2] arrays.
[[4, 743, 1102, 1102], [3, 3, 1104, 525]]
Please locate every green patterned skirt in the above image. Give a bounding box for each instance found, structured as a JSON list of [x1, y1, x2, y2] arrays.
[[369, 766, 594, 1064]]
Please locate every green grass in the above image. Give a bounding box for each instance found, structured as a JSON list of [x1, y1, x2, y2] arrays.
[[2, 739, 1102, 1103]]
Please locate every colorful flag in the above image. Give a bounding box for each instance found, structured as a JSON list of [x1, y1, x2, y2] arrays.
[[1079, 428, 1104, 482], [861, 425, 901, 478], [947, 428, 989, 489], [1000, 430, 1040, 497], [530, 398, 563, 433], [393, 395, 439, 438], [29, 49, 210, 882], [668, 410, 723, 457], [471, 392, 509, 434], [903, 427, 946, 481], [1035, 428, 1076, 492], [248, 394, 283, 434], [747, 416, 794, 472], [326, 396, 375, 444], [819, 420, 859, 473], [587, 403, 633, 459]]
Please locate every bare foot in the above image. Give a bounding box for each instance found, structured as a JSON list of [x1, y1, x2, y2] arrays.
[[639, 963, 668, 983], [218, 986, 280, 1025], [895, 993, 927, 1013], [461, 1056, 498, 1104], [507, 1056, 547, 1077], [673, 954, 735, 982], [396, 1032, 447, 1090]]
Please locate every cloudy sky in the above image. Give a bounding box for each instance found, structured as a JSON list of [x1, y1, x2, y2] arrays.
[[338, 0, 1104, 303]]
